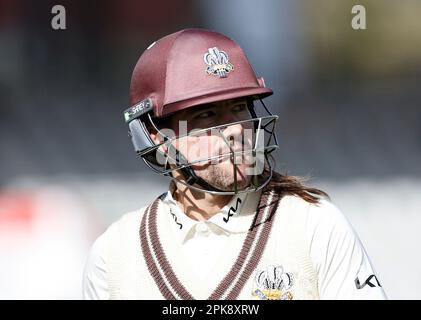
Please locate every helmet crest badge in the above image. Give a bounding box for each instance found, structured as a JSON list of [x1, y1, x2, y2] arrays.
[[203, 47, 234, 78]]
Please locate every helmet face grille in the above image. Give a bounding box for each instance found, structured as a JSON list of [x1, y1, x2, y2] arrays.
[[126, 29, 278, 194], [131, 99, 279, 195]]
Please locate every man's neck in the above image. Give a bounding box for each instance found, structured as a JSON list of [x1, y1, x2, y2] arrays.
[[172, 183, 232, 221]]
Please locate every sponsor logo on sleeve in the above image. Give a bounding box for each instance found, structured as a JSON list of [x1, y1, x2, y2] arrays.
[[355, 275, 382, 289]]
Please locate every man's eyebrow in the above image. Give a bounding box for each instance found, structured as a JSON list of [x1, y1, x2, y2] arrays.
[[192, 100, 246, 111], [190, 103, 218, 114], [182, 100, 248, 118]]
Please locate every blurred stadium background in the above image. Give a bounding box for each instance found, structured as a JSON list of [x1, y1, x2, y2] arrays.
[[0, 0, 420, 299]]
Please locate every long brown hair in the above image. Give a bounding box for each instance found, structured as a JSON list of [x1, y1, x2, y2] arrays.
[[266, 169, 329, 204]]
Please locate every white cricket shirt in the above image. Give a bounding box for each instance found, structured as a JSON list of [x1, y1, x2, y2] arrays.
[[83, 190, 387, 300]]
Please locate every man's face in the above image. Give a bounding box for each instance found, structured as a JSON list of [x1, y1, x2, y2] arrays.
[[158, 98, 256, 191]]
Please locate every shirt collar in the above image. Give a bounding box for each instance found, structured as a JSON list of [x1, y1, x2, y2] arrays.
[[161, 185, 262, 244]]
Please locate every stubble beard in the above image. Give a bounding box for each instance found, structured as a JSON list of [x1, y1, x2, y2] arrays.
[[194, 158, 252, 191]]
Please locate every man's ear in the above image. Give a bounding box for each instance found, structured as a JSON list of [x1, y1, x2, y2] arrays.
[[150, 130, 175, 155], [150, 131, 161, 145]]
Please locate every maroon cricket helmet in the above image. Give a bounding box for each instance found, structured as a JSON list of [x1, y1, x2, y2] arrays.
[[129, 28, 273, 118]]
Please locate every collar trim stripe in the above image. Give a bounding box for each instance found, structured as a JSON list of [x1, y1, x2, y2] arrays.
[[225, 192, 276, 299], [140, 204, 181, 299], [140, 189, 279, 300]]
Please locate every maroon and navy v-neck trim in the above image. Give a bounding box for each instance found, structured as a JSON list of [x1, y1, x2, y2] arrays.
[[139, 189, 280, 300]]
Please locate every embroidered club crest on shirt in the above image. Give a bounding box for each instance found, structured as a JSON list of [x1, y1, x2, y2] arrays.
[[252, 265, 294, 300], [203, 47, 234, 78]]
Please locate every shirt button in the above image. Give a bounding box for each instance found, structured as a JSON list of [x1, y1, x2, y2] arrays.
[[196, 222, 210, 235]]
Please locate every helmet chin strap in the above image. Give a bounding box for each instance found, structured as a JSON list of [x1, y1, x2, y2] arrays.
[[179, 165, 227, 193], [165, 142, 235, 193], [162, 141, 224, 193]]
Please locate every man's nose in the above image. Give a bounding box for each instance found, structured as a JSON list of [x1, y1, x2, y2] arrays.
[[221, 123, 244, 141]]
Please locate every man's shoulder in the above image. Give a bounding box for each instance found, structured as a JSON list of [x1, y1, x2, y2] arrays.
[[88, 202, 153, 261], [107, 205, 150, 234], [276, 193, 312, 213], [278, 194, 355, 240], [276, 194, 344, 223], [97, 192, 168, 243]]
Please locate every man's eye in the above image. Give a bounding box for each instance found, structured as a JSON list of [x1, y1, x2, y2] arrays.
[[195, 111, 215, 119], [232, 104, 246, 112]]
